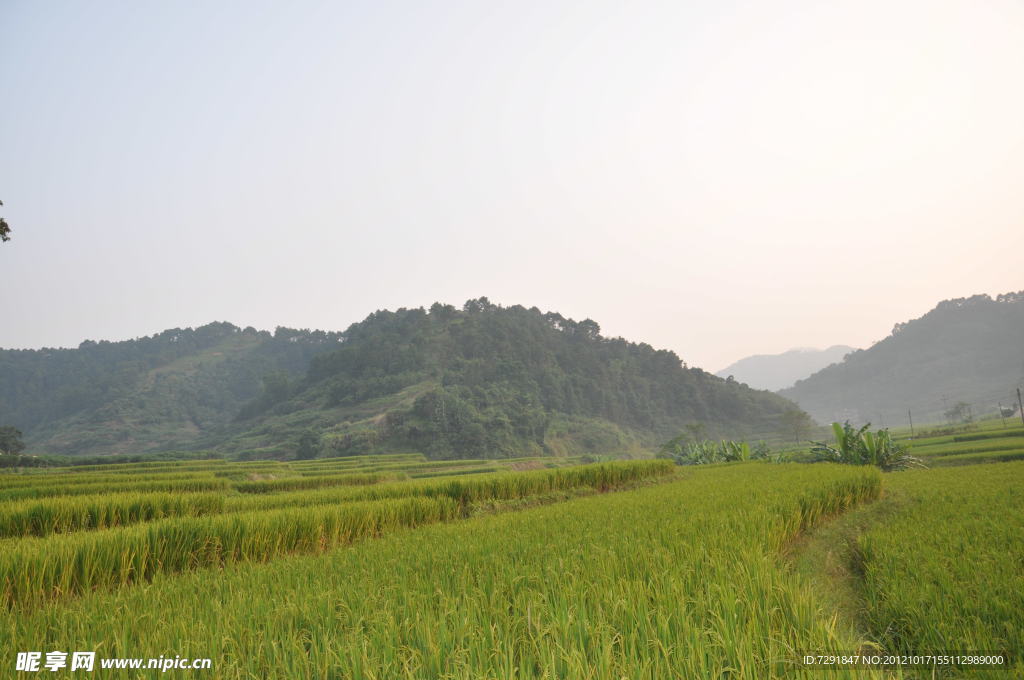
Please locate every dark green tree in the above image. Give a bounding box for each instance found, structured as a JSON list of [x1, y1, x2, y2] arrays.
[[296, 430, 321, 460], [780, 408, 814, 443], [0, 200, 11, 242], [944, 401, 973, 425], [0, 426, 25, 454]]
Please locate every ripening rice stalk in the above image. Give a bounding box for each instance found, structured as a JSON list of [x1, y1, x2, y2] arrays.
[[234, 472, 405, 494], [0, 461, 676, 609], [289, 453, 426, 469], [855, 463, 1024, 675], [1, 463, 886, 679], [0, 492, 225, 538], [0, 496, 458, 609], [0, 471, 220, 490], [225, 461, 676, 513], [49, 460, 228, 473], [0, 477, 230, 503]]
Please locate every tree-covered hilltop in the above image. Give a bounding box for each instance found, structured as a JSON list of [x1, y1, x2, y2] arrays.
[[780, 292, 1024, 426], [0, 322, 343, 456], [1, 300, 804, 459], [224, 299, 801, 459]]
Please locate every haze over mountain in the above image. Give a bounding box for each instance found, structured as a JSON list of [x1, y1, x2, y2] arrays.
[[0, 300, 801, 459], [716, 346, 856, 392], [780, 292, 1024, 427]]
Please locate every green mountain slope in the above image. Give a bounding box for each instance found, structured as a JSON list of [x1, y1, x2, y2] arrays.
[[779, 292, 1024, 426], [221, 299, 801, 459], [1, 300, 803, 459], [0, 323, 343, 456]]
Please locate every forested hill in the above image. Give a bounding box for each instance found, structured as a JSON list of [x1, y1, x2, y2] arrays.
[[780, 292, 1024, 426], [0, 323, 344, 456], [222, 300, 799, 459], [1, 300, 802, 458]]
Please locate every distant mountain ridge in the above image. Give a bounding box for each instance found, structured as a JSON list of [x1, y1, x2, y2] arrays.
[[0, 300, 804, 459], [715, 345, 856, 391], [780, 292, 1024, 426]]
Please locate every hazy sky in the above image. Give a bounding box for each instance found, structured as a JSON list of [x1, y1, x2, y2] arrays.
[[2, 0, 1022, 372]]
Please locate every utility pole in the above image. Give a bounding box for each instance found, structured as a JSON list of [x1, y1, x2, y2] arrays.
[[908, 409, 915, 439], [941, 395, 950, 423], [1018, 388, 1024, 427], [998, 402, 1007, 429]]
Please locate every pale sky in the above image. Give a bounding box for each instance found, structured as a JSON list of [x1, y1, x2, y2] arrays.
[[2, 0, 1022, 372]]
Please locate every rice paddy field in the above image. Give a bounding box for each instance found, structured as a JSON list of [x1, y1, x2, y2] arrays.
[[897, 418, 1024, 466], [1, 442, 1021, 678]]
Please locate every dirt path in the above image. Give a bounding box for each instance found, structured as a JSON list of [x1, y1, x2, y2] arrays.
[[782, 486, 907, 648]]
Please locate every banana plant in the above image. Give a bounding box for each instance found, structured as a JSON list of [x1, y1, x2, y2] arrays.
[[811, 421, 925, 471]]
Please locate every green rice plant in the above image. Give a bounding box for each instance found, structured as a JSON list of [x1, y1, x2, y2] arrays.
[[408, 466, 505, 478], [414, 460, 675, 506], [234, 472, 403, 494], [0, 463, 882, 679], [927, 450, 1024, 466], [914, 439, 1024, 457], [289, 453, 426, 470], [0, 477, 230, 503], [854, 462, 1024, 678], [0, 492, 225, 537], [295, 459, 495, 475], [0, 496, 458, 609], [44, 460, 230, 474], [224, 461, 674, 513], [0, 461, 676, 609], [0, 470, 220, 489], [951, 429, 1024, 443]]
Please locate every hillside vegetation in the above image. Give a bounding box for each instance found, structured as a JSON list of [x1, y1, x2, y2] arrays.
[[0, 323, 343, 456], [224, 299, 799, 459], [0, 300, 800, 459], [781, 291, 1024, 426]]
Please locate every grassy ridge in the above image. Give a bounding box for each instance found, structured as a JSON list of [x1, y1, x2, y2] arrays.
[[2, 464, 881, 679]]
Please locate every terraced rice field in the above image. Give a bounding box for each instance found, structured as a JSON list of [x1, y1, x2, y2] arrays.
[[897, 420, 1024, 466], [1, 446, 1021, 678]]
